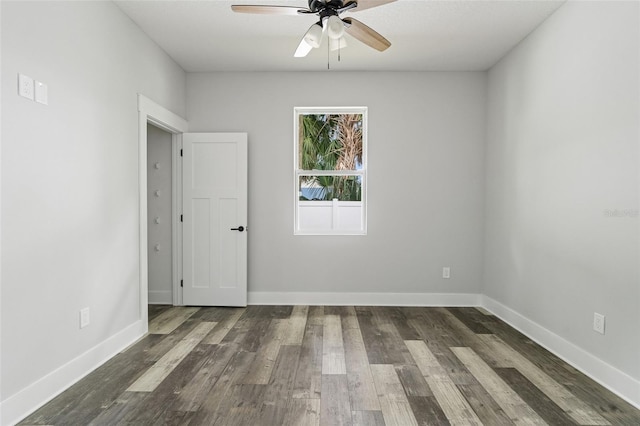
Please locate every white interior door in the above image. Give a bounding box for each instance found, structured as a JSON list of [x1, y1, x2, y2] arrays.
[[182, 132, 247, 306]]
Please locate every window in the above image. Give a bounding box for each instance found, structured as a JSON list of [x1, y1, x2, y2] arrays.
[[294, 107, 367, 235]]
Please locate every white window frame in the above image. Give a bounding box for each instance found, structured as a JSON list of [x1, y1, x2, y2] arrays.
[[294, 106, 368, 235]]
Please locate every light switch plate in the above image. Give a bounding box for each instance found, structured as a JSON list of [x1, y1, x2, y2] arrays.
[[80, 307, 90, 329], [18, 74, 34, 100], [35, 80, 48, 105]]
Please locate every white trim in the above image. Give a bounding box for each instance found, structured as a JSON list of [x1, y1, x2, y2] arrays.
[[248, 291, 481, 306], [294, 106, 368, 115], [297, 170, 365, 177], [0, 320, 146, 426], [481, 295, 640, 409], [171, 134, 183, 306], [138, 95, 187, 133], [0, 5, 3, 421], [138, 94, 188, 320]]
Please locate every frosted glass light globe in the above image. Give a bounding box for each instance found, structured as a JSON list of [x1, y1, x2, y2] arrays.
[[326, 15, 344, 39]]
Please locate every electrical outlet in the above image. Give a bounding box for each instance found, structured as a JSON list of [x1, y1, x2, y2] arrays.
[[80, 307, 90, 329], [442, 267, 451, 279], [593, 312, 605, 334], [18, 73, 34, 100]]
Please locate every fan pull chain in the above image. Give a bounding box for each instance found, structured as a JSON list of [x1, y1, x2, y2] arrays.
[[327, 39, 330, 70]]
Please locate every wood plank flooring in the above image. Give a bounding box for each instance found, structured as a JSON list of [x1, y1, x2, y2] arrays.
[[20, 305, 640, 425]]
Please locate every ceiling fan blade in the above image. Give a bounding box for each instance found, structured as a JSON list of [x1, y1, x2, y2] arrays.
[[343, 17, 390, 51], [352, 0, 396, 12], [231, 5, 309, 15]]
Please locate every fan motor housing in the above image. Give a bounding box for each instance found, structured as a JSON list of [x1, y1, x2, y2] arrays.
[[309, 0, 346, 13]]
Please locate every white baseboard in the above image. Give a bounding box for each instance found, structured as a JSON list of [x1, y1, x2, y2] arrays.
[[0, 320, 147, 426], [149, 290, 172, 305], [481, 295, 640, 409], [248, 291, 481, 306]]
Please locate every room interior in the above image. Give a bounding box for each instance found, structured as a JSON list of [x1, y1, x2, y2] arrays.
[[1, 0, 638, 424]]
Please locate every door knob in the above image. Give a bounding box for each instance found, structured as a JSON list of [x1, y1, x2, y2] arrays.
[[230, 226, 245, 232]]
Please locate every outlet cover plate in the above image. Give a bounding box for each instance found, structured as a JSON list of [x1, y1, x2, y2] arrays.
[[18, 74, 34, 100], [442, 267, 451, 279], [593, 312, 605, 334], [80, 307, 90, 329]]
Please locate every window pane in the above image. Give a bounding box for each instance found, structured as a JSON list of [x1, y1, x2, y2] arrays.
[[299, 113, 363, 171], [294, 107, 367, 235], [299, 175, 362, 201]]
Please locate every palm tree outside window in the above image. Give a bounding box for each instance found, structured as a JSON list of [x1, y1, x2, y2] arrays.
[[294, 107, 367, 235]]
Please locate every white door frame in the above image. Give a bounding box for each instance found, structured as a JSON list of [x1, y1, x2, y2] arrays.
[[138, 94, 188, 328]]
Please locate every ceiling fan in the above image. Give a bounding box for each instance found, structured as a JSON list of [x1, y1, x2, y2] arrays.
[[231, 0, 394, 57]]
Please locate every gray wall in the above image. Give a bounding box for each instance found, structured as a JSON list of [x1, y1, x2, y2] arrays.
[[187, 72, 487, 296], [484, 1, 639, 381], [1, 0, 185, 408]]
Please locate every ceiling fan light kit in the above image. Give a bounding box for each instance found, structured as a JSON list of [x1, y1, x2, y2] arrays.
[[304, 22, 324, 48], [330, 36, 348, 52], [294, 38, 314, 57], [231, 0, 394, 60], [294, 22, 323, 57], [326, 15, 345, 39]]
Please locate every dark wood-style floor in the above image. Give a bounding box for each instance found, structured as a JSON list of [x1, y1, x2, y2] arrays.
[[20, 305, 640, 425]]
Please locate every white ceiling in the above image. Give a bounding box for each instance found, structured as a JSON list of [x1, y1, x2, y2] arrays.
[[114, 0, 565, 72]]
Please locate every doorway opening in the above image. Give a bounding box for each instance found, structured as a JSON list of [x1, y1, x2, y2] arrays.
[[137, 94, 188, 330], [147, 123, 175, 305]]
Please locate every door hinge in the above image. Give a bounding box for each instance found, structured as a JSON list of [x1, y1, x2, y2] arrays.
[[180, 149, 183, 157], [180, 279, 183, 288], [180, 214, 183, 222]]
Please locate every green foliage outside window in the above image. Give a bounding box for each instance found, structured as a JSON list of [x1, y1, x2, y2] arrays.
[[299, 113, 363, 201]]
